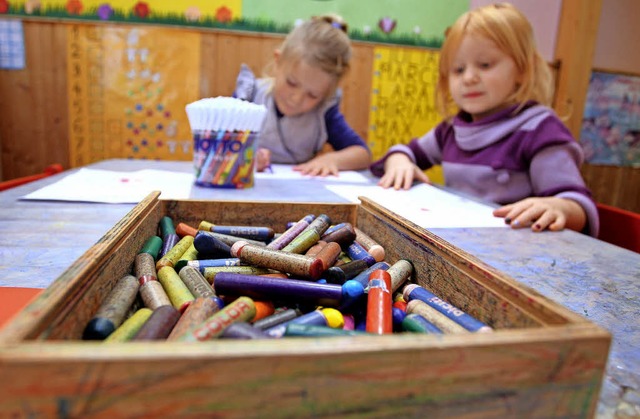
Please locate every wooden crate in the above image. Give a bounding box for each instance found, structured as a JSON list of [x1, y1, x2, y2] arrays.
[[0, 192, 610, 418]]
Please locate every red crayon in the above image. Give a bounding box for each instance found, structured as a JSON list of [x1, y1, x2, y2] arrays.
[[366, 269, 393, 334]]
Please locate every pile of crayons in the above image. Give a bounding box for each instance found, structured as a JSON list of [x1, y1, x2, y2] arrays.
[[82, 214, 493, 342], [186, 97, 267, 189]]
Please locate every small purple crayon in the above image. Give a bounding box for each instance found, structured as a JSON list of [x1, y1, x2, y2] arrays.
[[268, 214, 316, 250], [213, 272, 343, 307], [346, 241, 376, 266], [193, 230, 232, 256]]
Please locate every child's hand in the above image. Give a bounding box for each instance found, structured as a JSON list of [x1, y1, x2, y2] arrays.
[[378, 153, 431, 190], [293, 154, 339, 177], [255, 148, 272, 172], [493, 197, 586, 233]]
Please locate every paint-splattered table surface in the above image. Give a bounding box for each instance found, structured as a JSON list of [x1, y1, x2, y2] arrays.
[[0, 158, 638, 418]]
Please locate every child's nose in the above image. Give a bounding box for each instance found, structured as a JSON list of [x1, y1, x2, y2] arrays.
[[462, 67, 478, 83]]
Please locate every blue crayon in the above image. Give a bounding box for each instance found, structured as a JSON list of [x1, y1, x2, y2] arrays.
[[346, 241, 376, 266], [264, 308, 343, 338], [351, 261, 391, 288], [392, 306, 407, 330], [402, 313, 443, 334], [193, 231, 232, 256], [187, 258, 242, 270], [199, 221, 275, 242], [213, 272, 343, 307], [159, 233, 179, 259], [339, 280, 365, 312], [403, 284, 492, 333]]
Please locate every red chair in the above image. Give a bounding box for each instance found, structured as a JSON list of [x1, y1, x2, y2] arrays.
[[596, 202, 640, 253], [0, 163, 64, 192]]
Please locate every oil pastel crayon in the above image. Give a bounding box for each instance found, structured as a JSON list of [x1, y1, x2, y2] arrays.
[[304, 240, 327, 258], [176, 296, 256, 342], [346, 241, 376, 266], [139, 236, 163, 260], [104, 308, 153, 343], [301, 214, 332, 236], [132, 305, 181, 341], [267, 214, 315, 250], [220, 322, 272, 339], [343, 314, 355, 330], [202, 266, 272, 283], [193, 230, 232, 256], [323, 259, 369, 284], [387, 259, 414, 293], [166, 297, 220, 341], [174, 243, 199, 272], [252, 299, 275, 322], [284, 323, 371, 337], [281, 228, 320, 254], [187, 258, 242, 270], [366, 270, 393, 334], [393, 299, 408, 312], [157, 266, 196, 313], [403, 284, 492, 332], [178, 266, 216, 298], [351, 261, 391, 288], [135, 252, 172, 310], [198, 221, 275, 242], [402, 313, 443, 334], [156, 235, 195, 270], [158, 216, 179, 259], [392, 306, 407, 330], [213, 272, 343, 307], [354, 227, 385, 262], [320, 222, 357, 249], [313, 241, 342, 271], [231, 240, 324, 280], [405, 299, 468, 334], [176, 222, 198, 237], [83, 274, 140, 340], [252, 308, 302, 330], [265, 308, 344, 338], [209, 232, 266, 248]]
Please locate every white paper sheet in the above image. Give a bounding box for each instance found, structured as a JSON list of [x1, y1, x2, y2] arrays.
[[254, 164, 370, 184], [326, 183, 508, 228], [21, 168, 194, 203]]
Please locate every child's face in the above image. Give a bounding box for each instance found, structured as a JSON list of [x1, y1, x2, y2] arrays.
[[448, 34, 521, 121], [272, 53, 334, 117]]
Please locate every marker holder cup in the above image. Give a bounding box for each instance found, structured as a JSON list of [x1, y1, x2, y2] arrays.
[[193, 129, 258, 189]]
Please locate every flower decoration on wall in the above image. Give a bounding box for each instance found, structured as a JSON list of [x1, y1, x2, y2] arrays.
[[185, 6, 201, 23], [25, 0, 41, 14], [97, 3, 113, 20], [133, 1, 150, 19], [215, 6, 232, 23], [0, 0, 8, 14], [378, 17, 396, 34], [66, 0, 83, 15]]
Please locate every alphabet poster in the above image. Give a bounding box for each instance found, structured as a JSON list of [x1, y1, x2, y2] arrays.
[[368, 46, 443, 182], [67, 24, 200, 166]]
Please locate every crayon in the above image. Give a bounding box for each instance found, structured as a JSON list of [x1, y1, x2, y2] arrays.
[[231, 240, 324, 280], [202, 266, 272, 283], [174, 244, 199, 272], [252, 308, 302, 330], [167, 297, 220, 341], [82, 274, 140, 340], [213, 272, 343, 307], [265, 308, 343, 338], [343, 314, 355, 330], [392, 307, 407, 330], [135, 252, 172, 310], [304, 240, 327, 258], [177, 296, 256, 342], [402, 313, 443, 334], [252, 299, 276, 322], [323, 259, 370, 284], [302, 214, 332, 236], [387, 259, 414, 293], [198, 221, 275, 242], [366, 270, 393, 334], [321, 222, 357, 249], [139, 236, 163, 260], [104, 308, 153, 343], [267, 214, 315, 250], [158, 216, 179, 259], [354, 227, 385, 262], [403, 284, 492, 333], [281, 228, 320, 254], [209, 232, 266, 248], [284, 323, 371, 337], [350, 261, 391, 288], [346, 241, 376, 267], [157, 266, 196, 313], [156, 235, 195, 270], [313, 241, 342, 271], [175, 222, 198, 237], [194, 230, 232, 256], [132, 305, 181, 341], [178, 266, 216, 298], [220, 322, 272, 339], [405, 299, 469, 334], [187, 258, 242, 270]]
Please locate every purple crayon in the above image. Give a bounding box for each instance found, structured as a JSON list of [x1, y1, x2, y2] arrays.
[[403, 284, 493, 333], [267, 214, 315, 250], [213, 272, 343, 307]]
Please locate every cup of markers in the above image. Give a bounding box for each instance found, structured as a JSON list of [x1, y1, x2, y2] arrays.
[[186, 97, 267, 189]]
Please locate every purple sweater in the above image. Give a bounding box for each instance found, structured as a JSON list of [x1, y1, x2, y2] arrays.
[[370, 103, 599, 236]]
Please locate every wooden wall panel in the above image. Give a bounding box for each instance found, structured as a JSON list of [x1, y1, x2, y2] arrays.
[[581, 164, 640, 212]]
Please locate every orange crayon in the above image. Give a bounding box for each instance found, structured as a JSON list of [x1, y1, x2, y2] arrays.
[[366, 269, 393, 334]]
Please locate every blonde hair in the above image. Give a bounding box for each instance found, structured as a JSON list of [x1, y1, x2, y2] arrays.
[[271, 14, 352, 97], [436, 3, 553, 120]]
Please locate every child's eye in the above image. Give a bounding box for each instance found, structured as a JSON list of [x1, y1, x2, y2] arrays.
[[307, 92, 319, 100], [479, 62, 492, 69], [452, 66, 465, 75], [286, 79, 297, 87]]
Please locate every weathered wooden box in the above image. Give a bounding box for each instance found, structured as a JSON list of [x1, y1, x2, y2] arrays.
[[0, 193, 610, 418]]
